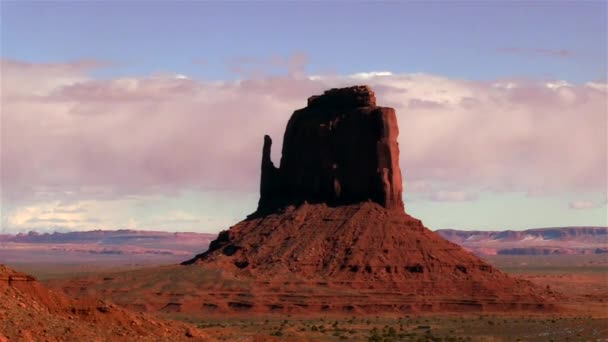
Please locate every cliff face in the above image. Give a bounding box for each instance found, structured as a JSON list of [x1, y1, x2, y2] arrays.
[[258, 86, 403, 213]]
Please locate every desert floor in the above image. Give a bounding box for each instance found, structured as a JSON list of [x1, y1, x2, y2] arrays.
[[8, 254, 608, 341]]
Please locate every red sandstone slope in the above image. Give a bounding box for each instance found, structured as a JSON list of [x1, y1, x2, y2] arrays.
[[184, 86, 554, 312], [0, 265, 209, 341], [186, 203, 550, 306]]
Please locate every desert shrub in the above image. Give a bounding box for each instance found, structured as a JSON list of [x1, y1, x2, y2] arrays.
[[270, 330, 283, 337], [368, 330, 382, 342]]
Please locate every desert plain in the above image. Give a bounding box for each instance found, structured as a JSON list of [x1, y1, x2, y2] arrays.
[[2, 246, 606, 341]]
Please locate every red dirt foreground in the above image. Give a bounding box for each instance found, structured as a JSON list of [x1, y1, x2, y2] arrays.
[[182, 85, 556, 314], [0, 265, 210, 341]]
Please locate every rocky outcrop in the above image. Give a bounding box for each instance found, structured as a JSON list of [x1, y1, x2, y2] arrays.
[[257, 85, 403, 213], [0, 265, 210, 341], [184, 85, 554, 313], [0, 265, 35, 282]]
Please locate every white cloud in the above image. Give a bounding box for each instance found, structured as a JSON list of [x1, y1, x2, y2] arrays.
[[568, 200, 603, 210], [492, 82, 518, 89], [350, 71, 393, 79], [1, 59, 606, 231], [545, 80, 572, 89], [586, 82, 608, 91]]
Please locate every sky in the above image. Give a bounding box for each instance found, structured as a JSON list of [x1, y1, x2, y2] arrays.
[[1, 1, 607, 233]]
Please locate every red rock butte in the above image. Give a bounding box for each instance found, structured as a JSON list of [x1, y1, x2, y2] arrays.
[[184, 86, 554, 313], [258, 85, 403, 213]]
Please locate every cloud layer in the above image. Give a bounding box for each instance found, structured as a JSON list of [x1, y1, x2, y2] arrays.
[[1, 59, 606, 230]]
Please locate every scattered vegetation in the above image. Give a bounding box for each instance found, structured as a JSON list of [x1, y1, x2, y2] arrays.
[[183, 315, 608, 341]]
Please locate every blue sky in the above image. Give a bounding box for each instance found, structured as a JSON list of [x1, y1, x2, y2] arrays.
[[1, 1, 606, 233], [3, 1, 606, 81]]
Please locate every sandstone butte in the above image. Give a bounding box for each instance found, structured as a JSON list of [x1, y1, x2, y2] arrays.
[[184, 85, 555, 313]]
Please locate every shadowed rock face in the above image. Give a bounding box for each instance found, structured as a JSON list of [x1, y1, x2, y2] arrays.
[[258, 85, 404, 213]]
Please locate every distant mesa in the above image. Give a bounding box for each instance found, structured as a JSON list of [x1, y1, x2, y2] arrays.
[[184, 85, 554, 313], [437, 227, 608, 256]]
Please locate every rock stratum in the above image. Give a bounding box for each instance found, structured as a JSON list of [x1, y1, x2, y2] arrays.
[[184, 86, 554, 313]]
